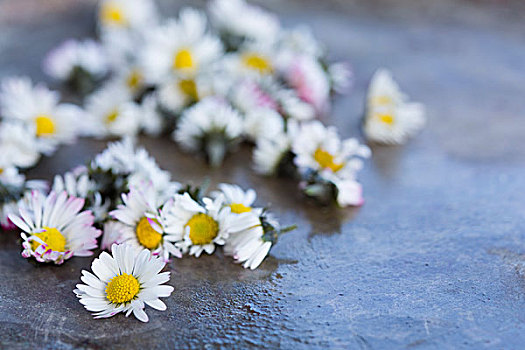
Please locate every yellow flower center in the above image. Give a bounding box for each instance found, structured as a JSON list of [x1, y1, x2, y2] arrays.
[[242, 53, 273, 74], [314, 148, 344, 173], [373, 95, 393, 105], [230, 203, 252, 214], [0, 168, 4, 175], [186, 213, 219, 245], [178, 79, 198, 100], [105, 273, 140, 304], [136, 217, 163, 250], [376, 113, 395, 125], [100, 2, 127, 26], [30, 227, 66, 252], [35, 115, 55, 137], [173, 49, 195, 71], [105, 109, 119, 124], [126, 69, 143, 90]]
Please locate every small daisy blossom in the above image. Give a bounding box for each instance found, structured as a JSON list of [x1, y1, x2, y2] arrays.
[[243, 107, 284, 142], [293, 121, 370, 206], [97, 0, 158, 32], [0, 121, 40, 168], [43, 39, 108, 82], [293, 120, 370, 182], [209, 0, 280, 45], [110, 183, 181, 261], [8, 191, 101, 264], [212, 183, 263, 216], [140, 8, 222, 84], [224, 224, 271, 270], [252, 121, 299, 176], [74, 243, 174, 322], [174, 97, 243, 166], [52, 166, 109, 222], [364, 68, 426, 145], [91, 138, 179, 199], [281, 54, 330, 114], [165, 192, 260, 257], [84, 83, 141, 137], [0, 76, 82, 155]]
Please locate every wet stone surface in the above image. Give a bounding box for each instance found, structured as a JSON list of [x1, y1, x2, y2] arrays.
[[1, 0, 525, 349]]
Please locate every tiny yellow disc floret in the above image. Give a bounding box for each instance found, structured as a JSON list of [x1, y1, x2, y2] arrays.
[[31, 227, 66, 252], [105, 273, 140, 304], [242, 53, 273, 74], [136, 217, 163, 250], [100, 2, 127, 26], [35, 115, 55, 137], [173, 49, 195, 71], [186, 213, 219, 245], [230, 203, 252, 214], [314, 148, 344, 173]]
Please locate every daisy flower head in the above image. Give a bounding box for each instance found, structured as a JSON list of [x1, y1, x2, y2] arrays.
[[165, 192, 260, 258], [97, 0, 158, 33], [281, 54, 330, 115], [52, 166, 109, 223], [74, 243, 174, 322], [90, 138, 179, 205], [43, 39, 108, 93], [209, 0, 280, 49], [292, 121, 370, 206], [212, 183, 262, 216], [277, 26, 323, 59], [109, 183, 182, 261], [157, 74, 209, 115], [225, 210, 295, 270], [252, 120, 299, 176], [243, 107, 284, 142], [140, 8, 222, 84], [0, 121, 40, 168], [0, 77, 82, 155], [174, 97, 243, 167], [9, 191, 101, 264], [84, 82, 141, 137], [223, 42, 277, 79], [364, 68, 426, 145]]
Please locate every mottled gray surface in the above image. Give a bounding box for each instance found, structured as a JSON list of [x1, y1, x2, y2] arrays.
[[1, 0, 525, 349]]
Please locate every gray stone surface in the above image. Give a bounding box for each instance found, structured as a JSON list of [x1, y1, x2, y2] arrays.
[[0, 0, 524, 348]]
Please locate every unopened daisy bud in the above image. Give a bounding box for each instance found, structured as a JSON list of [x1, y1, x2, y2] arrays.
[[74, 243, 174, 322]]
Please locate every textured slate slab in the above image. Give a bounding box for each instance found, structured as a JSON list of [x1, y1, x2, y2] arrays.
[[0, 0, 524, 348]]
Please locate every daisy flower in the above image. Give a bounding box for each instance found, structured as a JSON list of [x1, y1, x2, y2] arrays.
[[209, 0, 280, 49], [157, 74, 209, 115], [174, 97, 243, 167], [292, 121, 370, 206], [90, 138, 179, 201], [97, 0, 158, 33], [165, 192, 260, 257], [109, 183, 181, 261], [243, 107, 284, 142], [212, 183, 262, 216], [43, 39, 108, 92], [84, 83, 141, 137], [9, 191, 101, 264], [52, 166, 109, 223], [140, 8, 222, 84], [222, 42, 277, 78], [364, 69, 426, 145], [0, 121, 40, 168], [277, 26, 323, 59], [282, 54, 330, 114], [74, 243, 174, 322], [0, 76, 82, 155], [252, 120, 298, 176]]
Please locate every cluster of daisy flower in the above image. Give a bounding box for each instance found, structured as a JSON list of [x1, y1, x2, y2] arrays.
[[5, 139, 293, 321]]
